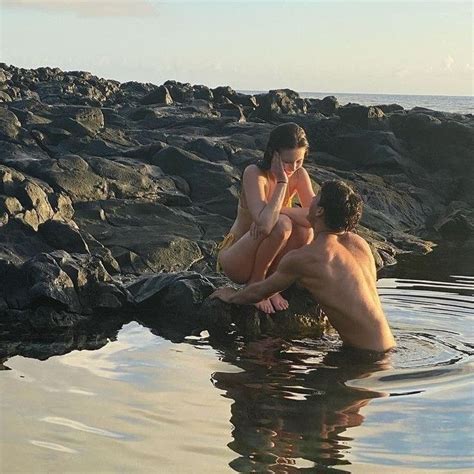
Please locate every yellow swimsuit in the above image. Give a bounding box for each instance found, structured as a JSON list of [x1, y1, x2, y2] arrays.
[[216, 188, 295, 272]]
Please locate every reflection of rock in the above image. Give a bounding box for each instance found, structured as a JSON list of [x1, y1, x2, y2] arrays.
[[0, 317, 123, 361], [0, 63, 472, 337]]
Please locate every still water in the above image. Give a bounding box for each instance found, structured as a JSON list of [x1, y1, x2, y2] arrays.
[[1, 250, 473, 472]]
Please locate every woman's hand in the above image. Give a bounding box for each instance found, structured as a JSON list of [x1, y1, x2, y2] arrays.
[[249, 222, 264, 240], [271, 151, 288, 184]]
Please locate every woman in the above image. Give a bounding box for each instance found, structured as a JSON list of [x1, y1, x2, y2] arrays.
[[217, 122, 315, 313]]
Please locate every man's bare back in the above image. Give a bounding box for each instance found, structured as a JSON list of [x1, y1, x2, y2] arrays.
[[211, 180, 396, 353], [289, 232, 395, 352]]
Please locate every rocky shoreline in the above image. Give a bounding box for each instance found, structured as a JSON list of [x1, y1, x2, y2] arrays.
[[0, 64, 472, 357]]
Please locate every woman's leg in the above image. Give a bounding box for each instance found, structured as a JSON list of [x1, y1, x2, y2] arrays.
[[270, 223, 313, 271], [267, 224, 313, 310], [218, 215, 293, 313]]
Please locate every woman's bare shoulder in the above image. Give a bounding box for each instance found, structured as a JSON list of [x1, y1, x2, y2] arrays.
[[243, 164, 268, 183], [243, 164, 264, 176]]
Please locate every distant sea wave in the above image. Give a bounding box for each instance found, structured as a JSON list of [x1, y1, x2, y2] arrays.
[[240, 91, 473, 115]]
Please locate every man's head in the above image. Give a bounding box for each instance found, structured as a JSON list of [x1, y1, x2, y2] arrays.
[[308, 180, 363, 232]]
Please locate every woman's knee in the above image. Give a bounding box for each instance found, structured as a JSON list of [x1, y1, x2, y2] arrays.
[[271, 215, 293, 240], [291, 224, 313, 245]]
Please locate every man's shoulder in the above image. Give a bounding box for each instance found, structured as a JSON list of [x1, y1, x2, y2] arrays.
[[280, 245, 319, 273], [345, 231, 371, 250]]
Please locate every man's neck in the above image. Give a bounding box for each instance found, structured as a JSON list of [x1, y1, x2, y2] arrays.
[[312, 221, 346, 237]]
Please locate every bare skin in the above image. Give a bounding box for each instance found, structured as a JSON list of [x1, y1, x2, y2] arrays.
[[217, 148, 314, 313], [212, 194, 396, 353]]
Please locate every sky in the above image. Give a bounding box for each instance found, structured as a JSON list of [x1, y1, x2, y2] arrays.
[[1, 0, 472, 96]]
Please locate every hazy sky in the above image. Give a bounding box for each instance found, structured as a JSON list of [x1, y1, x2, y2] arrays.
[[1, 1, 472, 95]]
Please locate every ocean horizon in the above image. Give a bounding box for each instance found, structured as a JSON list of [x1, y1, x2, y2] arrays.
[[240, 90, 473, 115]]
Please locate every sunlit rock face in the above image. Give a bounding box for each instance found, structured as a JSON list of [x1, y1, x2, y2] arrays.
[[0, 63, 472, 338]]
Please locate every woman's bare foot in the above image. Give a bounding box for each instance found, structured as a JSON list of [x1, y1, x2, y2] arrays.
[[269, 293, 289, 311], [254, 298, 275, 314]]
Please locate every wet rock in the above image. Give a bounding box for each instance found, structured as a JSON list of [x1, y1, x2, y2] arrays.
[[127, 272, 215, 329], [199, 284, 328, 340]]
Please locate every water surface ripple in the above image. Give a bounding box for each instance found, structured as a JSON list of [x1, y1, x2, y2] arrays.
[[0, 275, 473, 472]]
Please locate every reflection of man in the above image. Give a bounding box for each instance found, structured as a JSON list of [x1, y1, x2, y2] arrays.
[[212, 338, 391, 471], [211, 180, 396, 352]]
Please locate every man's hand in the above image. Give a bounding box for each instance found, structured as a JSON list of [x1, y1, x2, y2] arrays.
[[210, 287, 237, 303]]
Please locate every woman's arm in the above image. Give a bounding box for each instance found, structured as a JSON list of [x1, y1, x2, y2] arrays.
[[295, 167, 316, 208], [243, 156, 288, 236], [279, 167, 315, 227]]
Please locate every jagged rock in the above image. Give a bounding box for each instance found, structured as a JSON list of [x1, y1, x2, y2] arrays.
[[193, 85, 214, 101], [0, 62, 471, 339], [217, 102, 246, 122], [163, 80, 194, 102], [151, 146, 239, 201], [434, 202, 474, 238], [127, 272, 215, 329], [0, 107, 21, 140], [337, 104, 387, 130], [0, 195, 23, 215], [376, 103, 404, 114], [186, 137, 230, 162], [199, 284, 328, 340], [141, 85, 173, 105], [38, 220, 90, 253], [0, 91, 12, 103], [325, 130, 408, 171], [252, 89, 307, 121], [307, 96, 339, 116]]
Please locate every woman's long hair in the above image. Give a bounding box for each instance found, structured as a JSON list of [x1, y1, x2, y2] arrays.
[[257, 122, 310, 171]]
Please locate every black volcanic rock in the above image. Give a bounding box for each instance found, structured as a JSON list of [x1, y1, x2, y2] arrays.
[[141, 85, 173, 106], [307, 96, 339, 116], [0, 62, 472, 341], [336, 103, 388, 130], [151, 146, 239, 201], [252, 89, 307, 121]]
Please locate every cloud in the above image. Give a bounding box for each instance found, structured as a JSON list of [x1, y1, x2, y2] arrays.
[[1, 0, 157, 17]]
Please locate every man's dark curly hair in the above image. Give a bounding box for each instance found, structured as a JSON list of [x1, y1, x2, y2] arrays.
[[319, 180, 363, 232]]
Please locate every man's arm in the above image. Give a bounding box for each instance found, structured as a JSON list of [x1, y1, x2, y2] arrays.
[[211, 254, 299, 304]]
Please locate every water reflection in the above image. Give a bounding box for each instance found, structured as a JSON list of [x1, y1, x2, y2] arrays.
[[212, 338, 392, 472], [0, 319, 124, 364], [0, 268, 472, 471]]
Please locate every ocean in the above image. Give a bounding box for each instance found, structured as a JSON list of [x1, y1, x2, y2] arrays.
[[241, 90, 473, 115]]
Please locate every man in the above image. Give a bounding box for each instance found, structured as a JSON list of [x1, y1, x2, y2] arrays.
[[211, 180, 396, 353]]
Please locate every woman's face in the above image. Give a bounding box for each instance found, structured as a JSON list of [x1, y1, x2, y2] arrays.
[[279, 147, 306, 177]]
